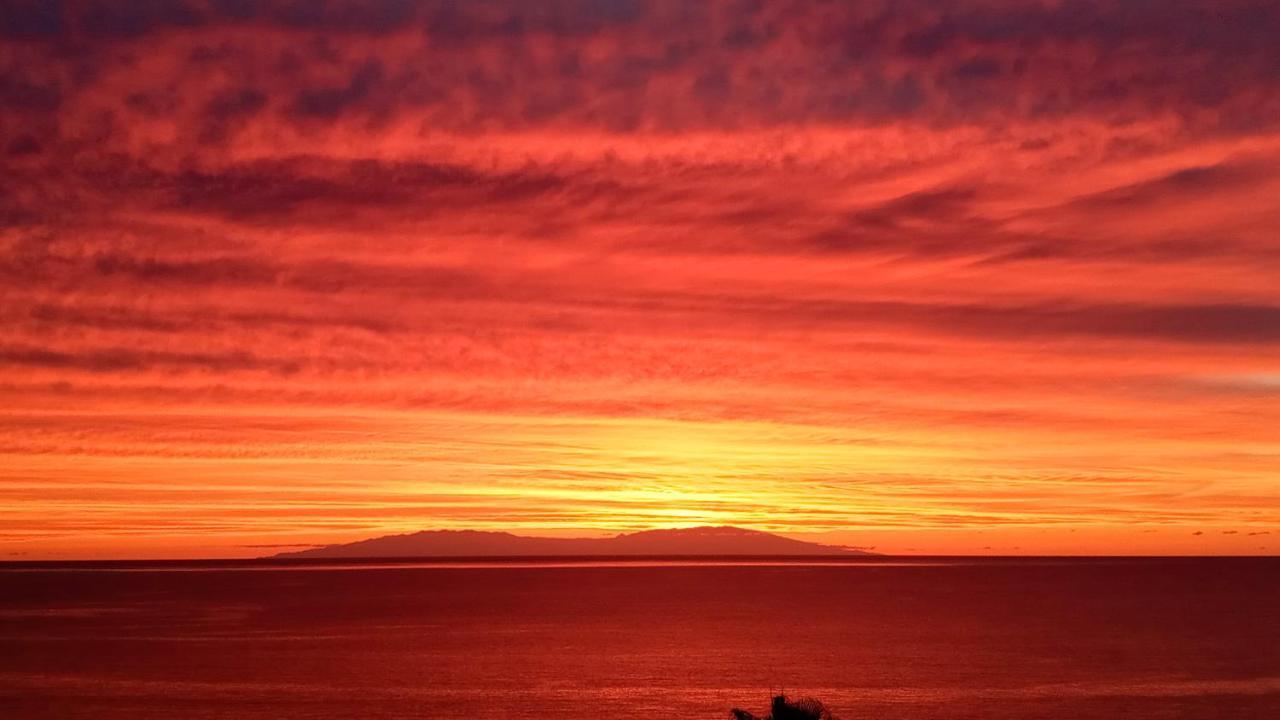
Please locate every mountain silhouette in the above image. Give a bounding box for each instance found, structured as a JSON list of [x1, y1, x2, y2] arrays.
[[269, 526, 869, 559]]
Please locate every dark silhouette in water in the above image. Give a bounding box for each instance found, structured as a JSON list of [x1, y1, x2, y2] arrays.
[[731, 695, 835, 720]]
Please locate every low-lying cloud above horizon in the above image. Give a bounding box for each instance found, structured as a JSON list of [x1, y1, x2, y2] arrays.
[[2, 0, 1278, 557]]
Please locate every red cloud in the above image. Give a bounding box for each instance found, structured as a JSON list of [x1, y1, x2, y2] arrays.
[[1, 0, 1279, 557]]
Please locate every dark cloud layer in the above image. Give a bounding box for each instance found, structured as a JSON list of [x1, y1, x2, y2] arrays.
[[4, 0, 1280, 154]]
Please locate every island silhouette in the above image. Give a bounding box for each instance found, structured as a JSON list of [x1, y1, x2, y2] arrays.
[[270, 525, 870, 559]]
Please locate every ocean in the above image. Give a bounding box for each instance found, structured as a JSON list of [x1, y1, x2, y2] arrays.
[[1, 558, 1277, 719]]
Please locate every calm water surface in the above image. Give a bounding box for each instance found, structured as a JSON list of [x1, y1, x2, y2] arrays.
[[1, 558, 1277, 719]]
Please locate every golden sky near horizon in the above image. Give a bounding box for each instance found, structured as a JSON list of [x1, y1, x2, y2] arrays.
[[2, 0, 1279, 558]]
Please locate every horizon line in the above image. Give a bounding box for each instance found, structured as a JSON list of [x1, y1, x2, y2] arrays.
[[3, 553, 1277, 566]]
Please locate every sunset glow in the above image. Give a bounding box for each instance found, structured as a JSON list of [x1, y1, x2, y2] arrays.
[[3, 0, 1279, 558]]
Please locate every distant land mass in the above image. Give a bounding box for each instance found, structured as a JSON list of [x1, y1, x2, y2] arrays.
[[269, 526, 871, 559]]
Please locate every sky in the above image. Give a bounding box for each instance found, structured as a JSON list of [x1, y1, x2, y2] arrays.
[[2, 0, 1279, 559]]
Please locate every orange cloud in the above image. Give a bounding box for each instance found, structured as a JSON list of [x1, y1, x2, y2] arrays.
[[2, 1, 1279, 558]]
